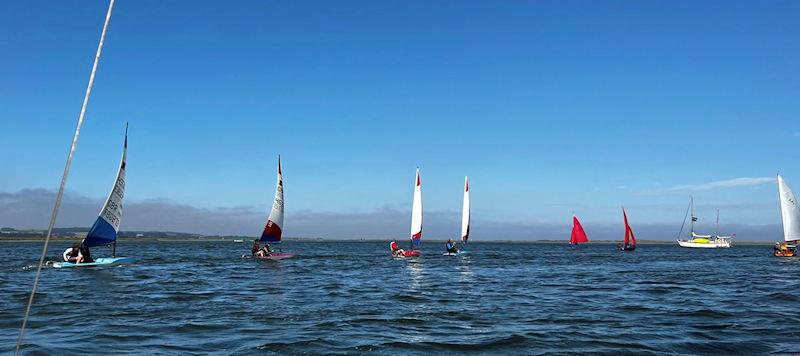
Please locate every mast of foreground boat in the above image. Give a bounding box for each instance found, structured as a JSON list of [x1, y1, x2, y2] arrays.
[[715, 209, 720, 238]]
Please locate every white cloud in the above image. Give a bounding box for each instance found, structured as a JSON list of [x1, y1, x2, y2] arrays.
[[640, 177, 773, 195]]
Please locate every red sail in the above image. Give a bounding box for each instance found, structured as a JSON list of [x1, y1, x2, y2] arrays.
[[570, 215, 589, 244], [623, 208, 636, 246]]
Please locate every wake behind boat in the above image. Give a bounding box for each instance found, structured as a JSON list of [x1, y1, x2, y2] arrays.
[[53, 125, 132, 268], [774, 175, 799, 257], [676, 198, 732, 248], [249, 156, 295, 260]]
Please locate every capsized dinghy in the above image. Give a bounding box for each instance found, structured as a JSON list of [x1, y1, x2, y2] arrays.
[[53, 125, 132, 268]]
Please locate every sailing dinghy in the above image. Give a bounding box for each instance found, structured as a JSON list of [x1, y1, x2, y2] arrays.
[[53, 125, 133, 268], [444, 176, 470, 256], [569, 215, 589, 247], [395, 168, 422, 257], [617, 208, 637, 251], [253, 156, 295, 260], [774, 175, 799, 257]]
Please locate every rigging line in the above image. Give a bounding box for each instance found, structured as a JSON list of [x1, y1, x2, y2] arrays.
[[674, 198, 692, 241], [15, 0, 116, 353]]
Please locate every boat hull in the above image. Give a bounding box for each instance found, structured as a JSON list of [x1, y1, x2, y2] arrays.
[[677, 240, 731, 248], [51, 257, 133, 268], [252, 252, 295, 260], [394, 250, 420, 258], [773, 243, 797, 257], [443, 250, 470, 256], [618, 245, 636, 251]]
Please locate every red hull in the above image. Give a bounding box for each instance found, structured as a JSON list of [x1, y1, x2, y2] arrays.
[[395, 250, 420, 257]]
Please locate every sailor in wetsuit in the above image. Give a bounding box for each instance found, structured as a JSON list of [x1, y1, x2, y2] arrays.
[[445, 239, 459, 254], [390, 240, 404, 256]]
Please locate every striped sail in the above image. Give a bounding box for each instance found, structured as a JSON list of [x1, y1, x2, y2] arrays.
[[461, 176, 470, 244], [84, 125, 127, 248], [261, 156, 284, 242], [778, 175, 800, 242], [410, 168, 422, 247]]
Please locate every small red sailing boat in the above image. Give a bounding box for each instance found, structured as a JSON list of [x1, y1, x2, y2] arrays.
[[618, 208, 637, 251], [569, 215, 589, 246]]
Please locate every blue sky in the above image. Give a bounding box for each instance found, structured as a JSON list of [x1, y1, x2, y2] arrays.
[[1, 1, 798, 239]]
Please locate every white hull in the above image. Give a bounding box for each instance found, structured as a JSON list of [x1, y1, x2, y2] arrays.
[[677, 239, 731, 248]]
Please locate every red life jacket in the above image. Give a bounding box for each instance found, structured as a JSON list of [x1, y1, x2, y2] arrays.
[[390, 241, 399, 250]]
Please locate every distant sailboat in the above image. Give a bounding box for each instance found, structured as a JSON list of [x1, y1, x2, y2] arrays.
[[395, 168, 422, 257], [676, 198, 732, 248], [53, 124, 133, 268], [445, 176, 470, 256], [569, 215, 589, 246], [774, 175, 799, 257], [461, 176, 470, 247], [255, 156, 294, 259], [618, 208, 637, 251]]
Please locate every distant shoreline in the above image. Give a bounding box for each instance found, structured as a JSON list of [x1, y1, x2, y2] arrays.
[[0, 236, 776, 245]]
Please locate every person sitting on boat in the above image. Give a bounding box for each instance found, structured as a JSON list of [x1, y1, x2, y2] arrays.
[[253, 240, 273, 257], [446, 239, 459, 253], [62, 243, 83, 263], [78, 241, 93, 263], [251, 240, 261, 256], [390, 240, 404, 256]]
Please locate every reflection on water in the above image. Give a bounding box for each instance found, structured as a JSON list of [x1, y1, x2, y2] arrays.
[[1, 241, 799, 354]]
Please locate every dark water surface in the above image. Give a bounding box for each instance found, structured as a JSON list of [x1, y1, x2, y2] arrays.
[[2, 241, 799, 354]]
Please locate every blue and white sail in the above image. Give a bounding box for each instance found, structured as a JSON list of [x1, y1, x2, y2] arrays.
[[84, 125, 127, 248]]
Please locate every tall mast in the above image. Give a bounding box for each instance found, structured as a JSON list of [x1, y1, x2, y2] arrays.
[[690, 196, 695, 235], [715, 209, 720, 237]]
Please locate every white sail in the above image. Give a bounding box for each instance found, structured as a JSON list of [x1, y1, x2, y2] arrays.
[[84, 125, 127, 247], [778, 175, 800, 242], [461, 176, 470, 244], [410, 168, 422, 246], [261, 156, 284, 242]]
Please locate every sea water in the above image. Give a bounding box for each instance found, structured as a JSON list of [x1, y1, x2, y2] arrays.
[[1, 241, 799, 354]]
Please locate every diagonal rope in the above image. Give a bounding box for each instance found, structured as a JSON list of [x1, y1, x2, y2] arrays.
[[674, 198, 692, 241], [15, 0, 116, 353]]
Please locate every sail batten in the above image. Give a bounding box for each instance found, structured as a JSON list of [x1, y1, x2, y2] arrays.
[[261, 156, 284, 242], [461, 176, 470, 244], [410, 168, 422, 248], [778, 175, 800, 242], [84, 126, 127, 248]]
